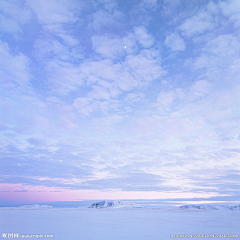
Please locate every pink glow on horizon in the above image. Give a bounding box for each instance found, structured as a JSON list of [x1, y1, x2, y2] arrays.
[[0, 183, 223, 203]]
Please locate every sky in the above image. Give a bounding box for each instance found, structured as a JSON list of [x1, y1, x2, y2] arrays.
[[0, 0, 240, 204]]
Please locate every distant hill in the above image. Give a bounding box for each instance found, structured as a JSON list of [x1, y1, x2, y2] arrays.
[[89, 201, 124, 208], [179, 204, 240, 210]]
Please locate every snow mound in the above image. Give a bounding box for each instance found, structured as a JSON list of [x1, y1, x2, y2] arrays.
[[180, 205, 217, 210], [228, 204, 240, 210], [89, 201, 143, 209], [89, 201, 124, 208], [179, 204, 240, 211], [18, 204, 54, 209]]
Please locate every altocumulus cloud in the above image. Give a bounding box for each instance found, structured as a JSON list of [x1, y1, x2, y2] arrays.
[[0, 0, 240, 201]]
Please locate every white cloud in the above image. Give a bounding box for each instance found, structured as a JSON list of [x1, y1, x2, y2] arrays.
[[34, 38, 68, 60], [130, 115, 200, 145], [157, 90, 178, 111], [88, 7, 125, 33], [27, 1, 84, 96], [229, 59, 240, 73], [178, 10, 215, 37], [71, 45, 163, 115], [124, 93, 145, 104], [73, 96, 116, 116], [91, 28, 156, 60], [0, 40, 31, 86], [91, 114, 124, 128], [189, 80, 212, 98], [34, 37, 82, 62], [92, 0, 117, 12], [204, 34, 240, 57], [219, 0, 240, 27], [162, 0, 181, 16], [143, 0, 157, 8], [165, 32, 186, 51], [74, 98, 94, 116], [43, 25, 79, 46], [193, 34, 240, 72], [26, 0, 80, 48], [128, 0, 158, 27], [45, 60, 84, 95], [134, 26, 155, 48], [3, 0, 240, 198], [32, 36, 83, 96], [0, 0, 31, 34], [206, 1, 220, 15], [91, 35, 126, 59], [26, 0, 78, 25], [132, 83, 240, 152], [88, 85, 112, 100], [124, 53, 162, 84], [75, 50, 163, 110], [153, 78, 240, 146], [156, 80, 212, 113]]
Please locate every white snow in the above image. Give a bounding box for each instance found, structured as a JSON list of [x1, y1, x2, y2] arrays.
[[1, 203, 239, 240], [88, 200, 142, 208], [179, 204, 240, 211], [89, 200, 124, 208], [18, 204, 54, 209]]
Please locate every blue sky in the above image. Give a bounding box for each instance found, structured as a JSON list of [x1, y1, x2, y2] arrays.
[[1, 0, 240, 203]]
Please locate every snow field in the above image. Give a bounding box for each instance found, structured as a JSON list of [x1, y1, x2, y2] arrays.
[[1, 206, 239, 240]]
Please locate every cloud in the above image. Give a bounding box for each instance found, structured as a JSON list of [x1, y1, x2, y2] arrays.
[[124, 93, 145, 104], [44, 60, 84, 95], [81, 172, 163, 191], [89, 85, 113, 100], [27, 0, 81, 59], [134, 26, 155, 48], [26, 0, 78, 25], [90, 114, 125, 130], [162, 0, 181, 16], [34, 37, 82, 62], [88, 6, 125, 34], [165, 32, 186, 51], [74, 96, 118, 116], [193, 34, 240, 73], [178, 10, 215, 37], [91, 28, 155, 60], [157, 90, 178, 111], [204, 34, 239, 58], [189, 80, 212, 98], [143, 0, 158, 8], [1, 0, 240, 200], [154, 81, 240, 145], [33, 37, 84, 96], [128, 0, 158, 27], [219, 0, 240, 27], [74, 98, 95, 116], [72, 48, 163, 113], [0, 0, 31, 34], [26, 138, 45, 146], [156, 80, 211, 113], [0, 40, 31, 87], [91, 34, 126, 59]]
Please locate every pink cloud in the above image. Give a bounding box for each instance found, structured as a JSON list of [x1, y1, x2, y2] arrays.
[[0, 183, 220, 204]]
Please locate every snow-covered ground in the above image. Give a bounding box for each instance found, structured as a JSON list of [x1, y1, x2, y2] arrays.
[[1, 202, 239, 240], [88, 200, 142, 208]]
